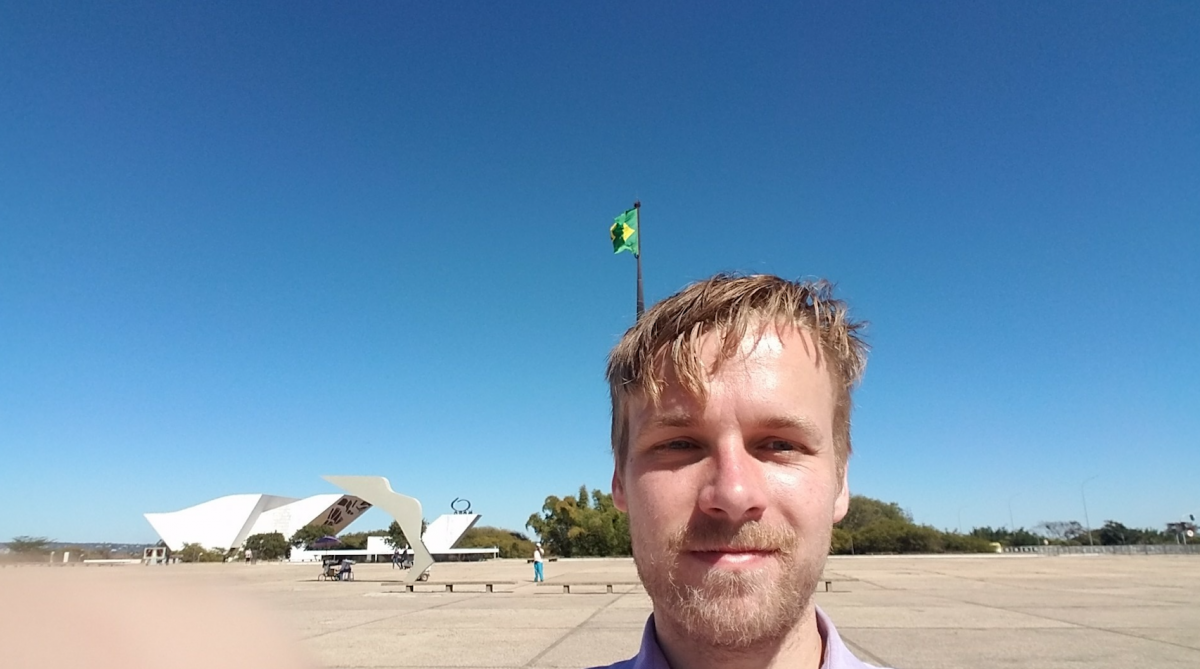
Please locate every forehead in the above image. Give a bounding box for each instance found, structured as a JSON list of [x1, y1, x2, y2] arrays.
[[633, 323, 834, 421]]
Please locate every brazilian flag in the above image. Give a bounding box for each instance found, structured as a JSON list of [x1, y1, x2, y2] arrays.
[[610, 208, 639, 255]]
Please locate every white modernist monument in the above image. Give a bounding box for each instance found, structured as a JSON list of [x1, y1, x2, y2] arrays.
[[144, 493, 371, 553], [144, 476, 484, 580]]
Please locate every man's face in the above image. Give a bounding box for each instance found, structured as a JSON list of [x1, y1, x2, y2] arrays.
[[613, 324, 849, 648]]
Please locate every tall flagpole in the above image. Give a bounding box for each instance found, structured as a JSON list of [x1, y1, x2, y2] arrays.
[[634, 200, 644, 320]]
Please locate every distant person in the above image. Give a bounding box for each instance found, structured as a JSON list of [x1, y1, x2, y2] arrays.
[[392, 547, 401, 569], [244, 547, 253, 564], [593, 274, 886, 669], [532, 543, 545, 582], [337, 558, 354, 581]]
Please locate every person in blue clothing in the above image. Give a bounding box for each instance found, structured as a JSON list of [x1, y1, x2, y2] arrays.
[[595, 274, 886, 669], [532, 543, 545, 582]]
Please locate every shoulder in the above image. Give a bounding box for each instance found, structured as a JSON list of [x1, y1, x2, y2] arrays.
[[816, 606, 891, 669]]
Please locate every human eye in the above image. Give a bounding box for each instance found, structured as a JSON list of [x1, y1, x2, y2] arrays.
[[763, 439, 799, 453], [660, 439, 698, 451]]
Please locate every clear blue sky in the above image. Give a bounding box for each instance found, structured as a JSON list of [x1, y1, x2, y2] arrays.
[[2, 2, 1197, 543]]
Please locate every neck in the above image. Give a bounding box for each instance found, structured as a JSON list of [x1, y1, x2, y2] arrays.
[[653, 604, 824, 669]]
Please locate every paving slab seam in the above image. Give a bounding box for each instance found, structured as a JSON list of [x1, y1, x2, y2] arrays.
[[835, 576, 901, 591], [521, 593, 630, 668], [922, 593, 1200, 655], [912, 568, 1046, 592], [916, 568, 1194, 605], [302, 593, 487, 641]]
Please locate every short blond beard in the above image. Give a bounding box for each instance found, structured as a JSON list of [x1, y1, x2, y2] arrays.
[[635, 518, 826, 649]]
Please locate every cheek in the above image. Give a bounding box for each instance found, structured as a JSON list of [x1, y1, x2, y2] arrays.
[[625, 470, 696, 525], [629, 471, 682, 511], [768, 470, 840, 523]]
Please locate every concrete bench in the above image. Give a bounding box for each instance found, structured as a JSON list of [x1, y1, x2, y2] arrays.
[[538, 581, 642, 594], [394, 580, 516, 593]]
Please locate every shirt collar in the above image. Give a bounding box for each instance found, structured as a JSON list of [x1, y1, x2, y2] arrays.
[[628, 606, 874, 669]]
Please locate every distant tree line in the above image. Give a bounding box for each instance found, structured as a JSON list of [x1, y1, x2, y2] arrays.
[[1, 536, 137, 562], [1031, 519, 1188, 546], [456, 526, 536, 558], [7, 536, 53, 554], [832, 496, 995, 554], [177, 543, 234, 562], [11, 495, 1191, 563]]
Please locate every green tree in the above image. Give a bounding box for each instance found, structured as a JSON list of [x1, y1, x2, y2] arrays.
[[852, 520, 942, 554], [969, 526, 1041, 547], [385, 519, 428, 550], [526, 486, 631, 557], [8, 536, 53, 554], [837, 496, 911, 532], [338, 529, 389, 550], [289, 524, 335, 547], [455, 526, 536, 558], [1098, 521, 1175, 545], [178, 543, 227, 563], [1008, 528, 1043, 547], [830, 527, 854, 554], [969, 526, 1008, 543], [1037, 521, 1085, 544], [1099, 520, 1134, 546], [527, 495, 575, 555], [243, 532, 289, 560], [941, 532, 997, 553], [178, 544, 204, 562], [1144, 527, 1175, 544]]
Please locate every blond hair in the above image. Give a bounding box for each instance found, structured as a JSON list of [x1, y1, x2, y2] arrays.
[[606, 273, 868, 474]]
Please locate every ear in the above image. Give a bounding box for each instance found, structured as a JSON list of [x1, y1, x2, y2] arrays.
[[832, 464, 850, 523], [612, 467, 628, 512]]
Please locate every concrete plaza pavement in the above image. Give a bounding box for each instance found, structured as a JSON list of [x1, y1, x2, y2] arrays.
[[8, 554, 1199, 668]]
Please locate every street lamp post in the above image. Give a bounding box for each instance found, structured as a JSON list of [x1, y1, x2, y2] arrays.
[[1081, 475, 1099, 547], [1008, 494, 1018, 533]]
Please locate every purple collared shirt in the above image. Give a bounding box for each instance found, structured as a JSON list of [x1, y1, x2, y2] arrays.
[[591, 606, 884, 669]]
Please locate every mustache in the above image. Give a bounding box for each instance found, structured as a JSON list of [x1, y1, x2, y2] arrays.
[[668, 518, 798, 553]]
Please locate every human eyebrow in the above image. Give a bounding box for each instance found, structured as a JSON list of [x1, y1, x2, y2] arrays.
[[646, 411, 697, 430]]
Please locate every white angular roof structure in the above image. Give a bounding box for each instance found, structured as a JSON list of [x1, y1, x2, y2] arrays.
[[422, 512, 482, 553], [145, 493, 370, 552]]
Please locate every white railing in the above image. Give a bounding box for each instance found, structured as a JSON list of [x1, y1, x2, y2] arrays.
[[1003, 544, 1200, 555]]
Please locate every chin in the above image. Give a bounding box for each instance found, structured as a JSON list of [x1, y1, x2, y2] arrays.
[[642, 551, 821, 650], [671, 585, 805, 650]]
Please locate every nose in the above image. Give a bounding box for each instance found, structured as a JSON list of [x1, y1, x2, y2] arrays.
[[696, 438, 768, 522]]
